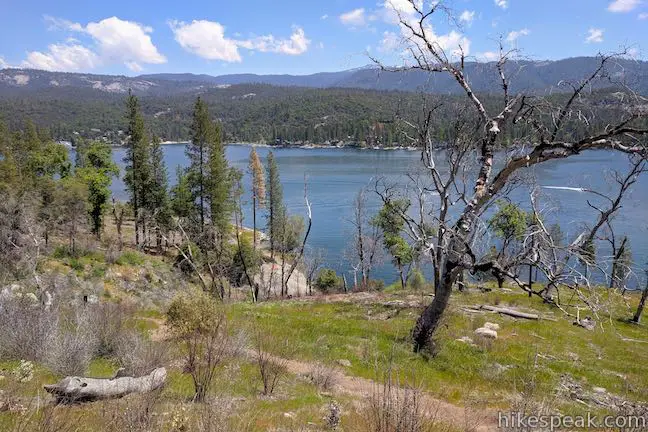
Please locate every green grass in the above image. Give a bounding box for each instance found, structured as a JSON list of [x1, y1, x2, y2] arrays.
[[227, 288, 648, 410], [115, 250, 146, 266]]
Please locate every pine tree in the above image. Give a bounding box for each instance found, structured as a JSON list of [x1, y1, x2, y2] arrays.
[[123, 90, 151, 246], [266, 151, 285, 259], [248, 148, 266, 249], [77, 141, 119, 239], [146, 135, 172, 251], [171, 166, 194, 221], [187, 97, 211, 229], [206, 121, 232, 239]]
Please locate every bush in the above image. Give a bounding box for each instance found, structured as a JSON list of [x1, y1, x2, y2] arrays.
[[116, 251, 146, 266], [0, 296, 58, 362], [167, 289, 242, 402], [174, 242, 203, 275], [253, 330, 290, 395], [115, 330, 169, 377], [45, 308, 98, 376], [407, 269, 426, 291], [315, 268, 342, 293]]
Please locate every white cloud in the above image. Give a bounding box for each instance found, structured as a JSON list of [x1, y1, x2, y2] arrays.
[[238, 27, 310, 55], [171, 20, 242, 62], [22, 43, 99, 71], [171, 21, 310, 61], [607, 0, 641, 12], [626, 47, 640, 58], [585, 28, 604, 43], [340, 8, 366, 27], [495, 0, 508, 9], [459, 10, 476, 25], [24, 16, 165, 72], [321, 14, 329, 20], [639, 12, 648, 18], [477, 51, 500, 62], [506, 28, 530, 42], [84, 17, 166, 65], [0, 56, 8, 69], [379, 31, 400, 52]]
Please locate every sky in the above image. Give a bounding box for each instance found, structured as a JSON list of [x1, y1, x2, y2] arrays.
[[0, 0, 646, 76]]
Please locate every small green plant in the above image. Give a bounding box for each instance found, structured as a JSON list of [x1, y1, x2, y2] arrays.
[[115, 251, 146, 266], [315, 268, 342, 293], [407, 269, 426, 291], [167, 289, 240, 402]]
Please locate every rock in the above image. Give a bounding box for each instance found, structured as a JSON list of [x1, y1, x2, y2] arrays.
[[483, 322, 500, 331], [86, 295, 99, 304], [567, 352, 580, 362], [336, 359, 352, 368], [592, 387, 607, 394], [456, 336, 474, 344], [474, 327, 498, 339], [283, 412, 296, 418], [574, 317, 596, 331]]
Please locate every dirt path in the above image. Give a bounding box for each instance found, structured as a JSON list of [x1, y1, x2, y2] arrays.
[[246, 349, 497, 432], [149, 316, 497, 431]]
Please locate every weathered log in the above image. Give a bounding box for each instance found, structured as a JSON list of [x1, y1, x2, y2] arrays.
[[44, 367, 166, 403], [479, 305, 539, 320]]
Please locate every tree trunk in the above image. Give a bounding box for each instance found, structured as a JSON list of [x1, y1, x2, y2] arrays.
[[44, 368, 166, 403], [252, 196, 257, 250], [412, 263, 458, 352], [398, 262, 406, 290], [632, 284, 648, 324]]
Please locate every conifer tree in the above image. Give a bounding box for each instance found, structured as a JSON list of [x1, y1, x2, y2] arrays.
[[266, 151, 285, 259], [171, 166, 194, 221], [123, 90, 151, 246], [206, 121, 232, 240], [77, 141, 119, 239], [187, 97, 211, 229], [248, 148, 266, 249], [146, 135, 172, 250]]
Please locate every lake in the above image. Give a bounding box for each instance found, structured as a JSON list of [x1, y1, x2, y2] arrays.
[[107, 144, 648, 287]]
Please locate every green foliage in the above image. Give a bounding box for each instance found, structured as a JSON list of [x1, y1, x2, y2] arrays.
[[230, 233, 262, 285], [315, 268, 342, 293], [115, 250, 146, 266], [174, 241, 203, 275], [407, 269, 426, 290], [373, 200, 414, 285], [266, 151, 286, 256], [76, 141, 118, 237], [167, 289, 223, 337], [145, 135, 172, 232], [489, 200, 530, 241], [123, 90, 151, 243], [170, 166, 194, 220]]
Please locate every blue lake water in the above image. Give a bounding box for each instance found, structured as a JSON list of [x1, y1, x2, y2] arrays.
[[106, 144, 648, 287]]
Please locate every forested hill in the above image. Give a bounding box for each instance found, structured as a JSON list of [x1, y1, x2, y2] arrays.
[[2, 57, 647, 95], [0, 56, 645, 144]]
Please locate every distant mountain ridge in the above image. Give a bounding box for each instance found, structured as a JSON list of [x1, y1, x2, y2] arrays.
[[1, 57, 647, 95]]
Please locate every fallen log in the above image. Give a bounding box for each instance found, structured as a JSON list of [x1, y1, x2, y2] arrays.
[[479, 305, 539, 320], [44, 367, 166, 403]]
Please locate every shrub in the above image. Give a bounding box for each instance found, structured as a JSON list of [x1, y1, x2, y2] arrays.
[[116, 251, 146, 266], [115, 330, 169, 377], [44, 308, 98, 376], [167, 289, 241, 402], [361, 369, 438, 432], [174, 242, 203, 275], [407, 269, 426, 291], [0, 296, 58, 362], [307, 363, 338, 392], [253, 330, 290, 395], [315, 268, 342, 293]]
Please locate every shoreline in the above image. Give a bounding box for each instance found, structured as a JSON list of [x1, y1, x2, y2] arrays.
[[156, 141, 420, 151]]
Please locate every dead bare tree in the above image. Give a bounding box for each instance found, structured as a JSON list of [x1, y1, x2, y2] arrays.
[[347, 188, 384, 290], [373, 0, 648, 352]]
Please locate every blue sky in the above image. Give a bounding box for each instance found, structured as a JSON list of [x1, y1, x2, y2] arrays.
[[0, 0, 645, 76]]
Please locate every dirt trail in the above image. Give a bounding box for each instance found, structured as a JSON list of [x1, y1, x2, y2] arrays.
[[246, 348, 497, 432], [148, 313, 497, 431]]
